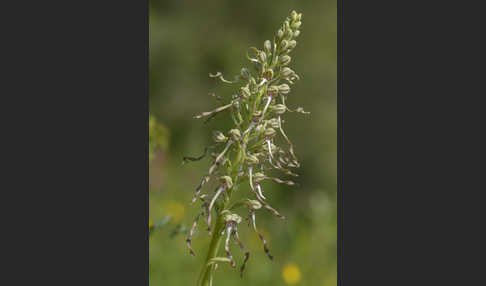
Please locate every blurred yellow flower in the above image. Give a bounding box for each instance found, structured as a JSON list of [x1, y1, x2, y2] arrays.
[[282, 263, 301, 285], [163, 200, 185, 223]]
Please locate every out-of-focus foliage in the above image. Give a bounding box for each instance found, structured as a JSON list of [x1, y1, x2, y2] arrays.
[[149, 116, 187, 239], [149, 115, 169, 162], [149, 0, 336, 285]]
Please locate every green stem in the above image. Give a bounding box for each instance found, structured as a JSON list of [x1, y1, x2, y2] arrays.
[[198, 215, 225, 286], [198, 85, 253, 286]]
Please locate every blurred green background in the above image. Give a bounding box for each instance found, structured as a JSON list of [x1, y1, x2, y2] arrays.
[[149, 1, 336, 285]]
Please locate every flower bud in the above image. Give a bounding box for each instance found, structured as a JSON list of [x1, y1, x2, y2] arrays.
[[264, 40, 272, 54], [213, 130, 227, 143], [246, 154, 259, 165], [291, 11, 298, 21], [285, 27, 294, 40], [280, 40, 289, 50], [281, 67, 294, 78], [229, 129, 241, 140], [263, 142, 277, 153], [253, 172, 266, 183], [271, 104, 287, 114], [293, 30, 300, 38], [266, 118, 280, 129], [254, 152, 265, 159], [268, 85, 279, 95], [279, 55, 291, 66], [224, 213, 242, 224], [253, 110, 262, 120], [284, 21, 290, 31], [220, 175, 233, 189], [278, 84, 290, 94], [277, 29, 284, 39], [255, 124, 265, 134], [258, 51, 267, 63], [291, 21, 302, 30], [297, 13, 302, 21], [240, 68, 251, 80], [289, 74, 300, 82], [263, 69, 274, 80], [240, 86, 251, 98], [264, 127, 277, 137], [245, 199, 262, 210], [287, 40, 297, 50]]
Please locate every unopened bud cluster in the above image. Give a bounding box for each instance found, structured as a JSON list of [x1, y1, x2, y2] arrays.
[[186, 11, 309, 281]]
